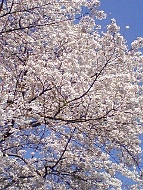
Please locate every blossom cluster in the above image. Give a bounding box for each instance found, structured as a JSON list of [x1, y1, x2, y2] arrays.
[[0, 0, 143, 189]]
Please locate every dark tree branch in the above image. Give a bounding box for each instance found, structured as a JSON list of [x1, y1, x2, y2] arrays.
[[43, 128, 76, 178]]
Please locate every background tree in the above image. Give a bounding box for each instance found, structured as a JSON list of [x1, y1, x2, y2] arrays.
[[0, 0, 143, 189]]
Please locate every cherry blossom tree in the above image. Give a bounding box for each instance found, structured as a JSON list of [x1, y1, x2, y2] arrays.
[[0, 0, 143, 189]]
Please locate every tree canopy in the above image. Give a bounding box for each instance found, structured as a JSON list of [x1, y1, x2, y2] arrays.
[[0, 0, 143, 189]]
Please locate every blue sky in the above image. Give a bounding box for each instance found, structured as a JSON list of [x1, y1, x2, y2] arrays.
[[100, 0, 143, 45]]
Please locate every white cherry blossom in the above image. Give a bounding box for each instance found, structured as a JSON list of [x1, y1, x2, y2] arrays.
[[0, 0, 143, 189]]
